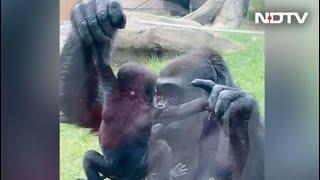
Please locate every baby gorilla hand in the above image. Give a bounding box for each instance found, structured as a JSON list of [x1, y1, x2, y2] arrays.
[[170, 163, 188, 179], [71, 0, 126, 45]]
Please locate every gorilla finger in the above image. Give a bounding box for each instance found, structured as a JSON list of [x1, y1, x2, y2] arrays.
[[84, 2, 109, 42], [96, 0, 115, 37], [208, 86, 224, 110], [87, 17, 109, 42], [179, 168, 188, 173], [214, 99, 230, 121], [208, 85, 229, 111], [118, 14, 126, 29], [191, 79, 216, 93], [175, 171, 188, 177], [234, 93, 256, 111], [71, 4, 93, 44], [108, 0, 126, 28], [177, 167, 188, 173], [226, 95, 256, 130], [209, 85, 239, 111], [177, 164, 187, 171], [214, 90, 243, 120], [78, 22, 94, 45], [172, 163, 182, 171], [98, 15, 115, 38]]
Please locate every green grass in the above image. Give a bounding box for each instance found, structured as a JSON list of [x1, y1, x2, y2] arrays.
[[142, 55, 172, 74], [219, 32, 265, 114], [60, 124, 101, 179], [246, 0, 265, 21], [60, 32, 264, 180]]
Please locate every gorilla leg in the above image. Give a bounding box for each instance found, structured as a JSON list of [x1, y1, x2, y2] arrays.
[[83, 150, 109, 180], [84, 143, 151, 180], [83, 149, 128, 180]]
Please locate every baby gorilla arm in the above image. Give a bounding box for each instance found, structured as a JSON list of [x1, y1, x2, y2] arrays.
[[92, 43, 117, 92], [154, 98, 209, 124]]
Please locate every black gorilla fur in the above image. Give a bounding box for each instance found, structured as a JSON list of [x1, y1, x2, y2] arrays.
[[80, 43, 208, 179], [59, 0, 264, 179]]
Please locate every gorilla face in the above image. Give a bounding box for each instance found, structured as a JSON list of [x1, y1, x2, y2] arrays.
[[151, 50, 226, 150], [154, 49, 226, 109], [152, 59, 213, 150], [154, 77, 208, 148]]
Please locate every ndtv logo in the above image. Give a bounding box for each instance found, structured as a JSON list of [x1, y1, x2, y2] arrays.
[[255, 12, 308, 24]]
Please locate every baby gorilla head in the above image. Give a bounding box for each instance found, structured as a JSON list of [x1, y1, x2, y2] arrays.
[[117, 62, 157, 104]]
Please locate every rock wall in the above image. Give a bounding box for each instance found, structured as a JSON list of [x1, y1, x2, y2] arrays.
[[60, 12, 237, 64]]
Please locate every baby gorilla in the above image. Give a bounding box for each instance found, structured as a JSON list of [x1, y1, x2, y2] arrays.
[[83, 44, 208, 180]]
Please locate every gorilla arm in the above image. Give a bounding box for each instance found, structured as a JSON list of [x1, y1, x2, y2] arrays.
[[92, 43, 117, 92], [153, 98, 209, 124], [59, 0, 126, 127], [75, 0, 127, 91], [192, 79, 264, 180]]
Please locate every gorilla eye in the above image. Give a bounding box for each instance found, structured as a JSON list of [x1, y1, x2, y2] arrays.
[[157, 83, 184, 105]]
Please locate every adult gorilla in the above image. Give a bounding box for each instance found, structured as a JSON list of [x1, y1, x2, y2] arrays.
[[60, 0, 264, 179]]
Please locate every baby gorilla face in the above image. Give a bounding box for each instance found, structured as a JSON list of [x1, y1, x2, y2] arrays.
[[117, 63, 157, 104]]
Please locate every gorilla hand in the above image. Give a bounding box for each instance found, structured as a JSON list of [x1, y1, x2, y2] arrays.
[[192, 79, 259, 175], [191, 79, 256, 132], [170, 163, 188, 179], [71, 0, 126, 45]]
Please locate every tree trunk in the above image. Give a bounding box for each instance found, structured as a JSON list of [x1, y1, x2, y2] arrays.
[[182, 0, 226, 25], [183, 0, 249, 28], [213, 0, 249, 28], [189, 0, 208, 12]]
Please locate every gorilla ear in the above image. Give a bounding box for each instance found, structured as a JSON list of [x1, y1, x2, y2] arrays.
[[191, 79, 215, 94]]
